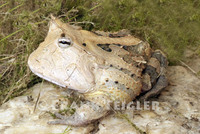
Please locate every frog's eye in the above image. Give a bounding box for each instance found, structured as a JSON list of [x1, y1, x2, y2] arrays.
[[58, 37, 72, 48]]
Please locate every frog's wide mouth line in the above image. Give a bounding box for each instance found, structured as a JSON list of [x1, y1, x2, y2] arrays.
[[29, 66, 66, 88]]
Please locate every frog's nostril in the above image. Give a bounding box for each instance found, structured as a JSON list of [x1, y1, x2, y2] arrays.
[[35, 59, 40, 63]]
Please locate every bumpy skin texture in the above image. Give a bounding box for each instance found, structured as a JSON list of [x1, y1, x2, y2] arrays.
[[28, 16, 168, 126]]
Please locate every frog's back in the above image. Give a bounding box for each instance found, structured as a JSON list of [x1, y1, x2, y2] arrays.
[[81, 30, 152, 102]]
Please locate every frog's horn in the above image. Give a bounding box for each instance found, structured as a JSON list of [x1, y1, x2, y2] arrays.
[[49, 14, 62, 29]]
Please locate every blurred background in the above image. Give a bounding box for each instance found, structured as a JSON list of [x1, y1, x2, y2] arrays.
[[0, 0, 200, 104]]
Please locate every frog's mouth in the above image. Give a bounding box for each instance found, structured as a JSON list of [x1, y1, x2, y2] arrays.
[[29, 65, 67, 87]]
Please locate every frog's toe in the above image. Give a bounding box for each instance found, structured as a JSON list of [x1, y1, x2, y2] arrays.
[[48, 102, 108, 126], [48, 120, 68, 125], [140, 75, 168, 100], [48, 112, 91, 126], [54, 113, 66, 119]]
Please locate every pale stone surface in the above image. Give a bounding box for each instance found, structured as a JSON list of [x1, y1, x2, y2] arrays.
[[184, 48, 200, 73], [0, 83, 94, 134], [0, 66, 200, 134]]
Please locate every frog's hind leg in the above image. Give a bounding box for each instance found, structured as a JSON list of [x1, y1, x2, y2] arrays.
[[141, 50, 168, 100], [48, 96, 110, 127]]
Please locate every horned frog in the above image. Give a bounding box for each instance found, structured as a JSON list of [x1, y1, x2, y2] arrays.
[[28, 16, 168, 126]]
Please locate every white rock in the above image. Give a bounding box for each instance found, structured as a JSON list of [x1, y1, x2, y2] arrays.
[[0, 83, 94, 134]]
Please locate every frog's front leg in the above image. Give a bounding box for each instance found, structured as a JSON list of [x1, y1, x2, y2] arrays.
[[141, 50, 168, 100], [48, 94, 110, 127]]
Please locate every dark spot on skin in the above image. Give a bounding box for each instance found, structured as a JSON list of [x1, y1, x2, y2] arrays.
[[110, 64, 113, 67], [61, 33, 65, 37], [82, 43, 87, 46], [191, 117, 199, 122], [127, 88, 130, 90], [122, 46, 128, 51], [97, 44, 112, 52], [91, 31, 103, 36], [113, 44, 122, 47], [115, 81, 119, 84], [189, 102, 194, 106], [131, 74, 135, 78], [107, 48, 112, 52], [182, 123, 192, 130], [106, 79, 109, 82], [27, 96, 33, 102], [120, 68, 123, 71], [109, 34, 123, 38]]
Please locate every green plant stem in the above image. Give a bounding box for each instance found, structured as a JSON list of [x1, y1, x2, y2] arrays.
[[0, 29, 23, 43], [0, 2, 9, 9]]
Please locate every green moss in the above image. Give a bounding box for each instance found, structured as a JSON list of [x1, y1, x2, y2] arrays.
[[0, 0, 199, 103]]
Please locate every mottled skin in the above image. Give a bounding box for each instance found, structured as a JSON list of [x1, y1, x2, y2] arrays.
[[28, 16, 168, 126]]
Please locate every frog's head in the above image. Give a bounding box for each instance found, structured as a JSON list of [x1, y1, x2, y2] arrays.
[[28, 16, 95, 92]]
